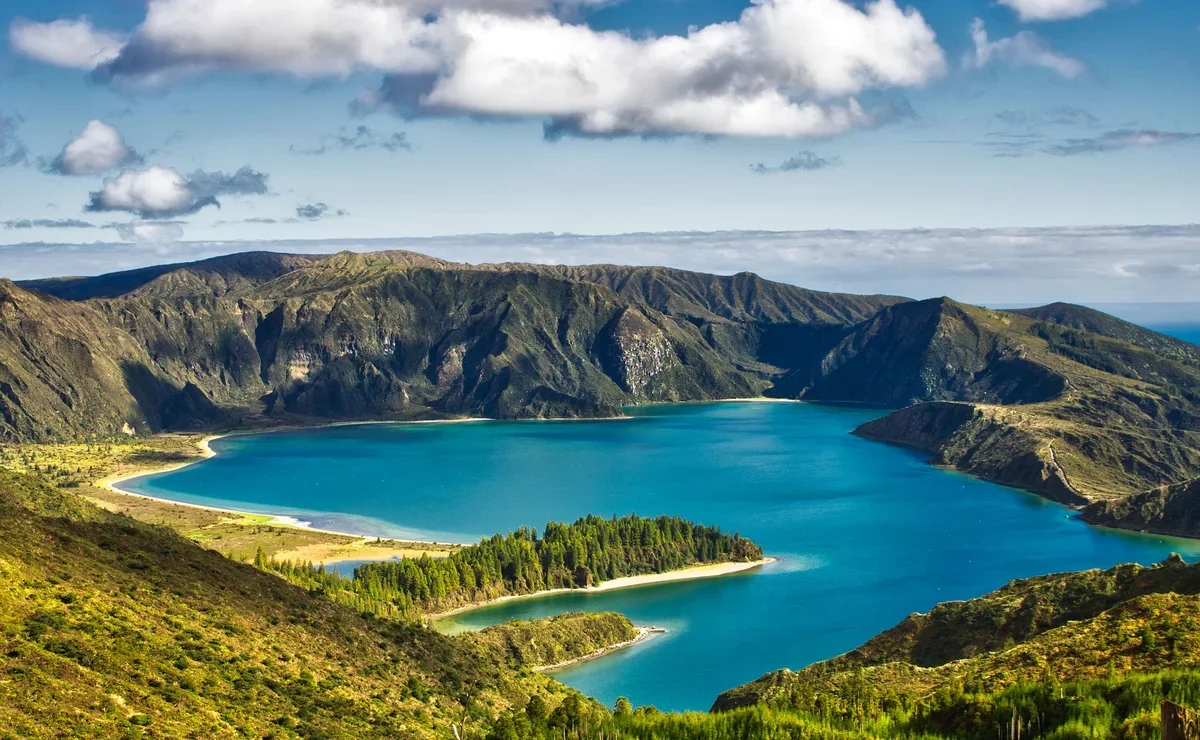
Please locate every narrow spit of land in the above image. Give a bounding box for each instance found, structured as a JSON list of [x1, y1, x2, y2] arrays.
[[429, 558, 776, 623]]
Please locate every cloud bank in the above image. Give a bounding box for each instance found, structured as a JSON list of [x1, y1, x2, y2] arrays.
[[13, 0, 948, 139], [3, 219, 96, 229], [4, 226, 1199, 303]]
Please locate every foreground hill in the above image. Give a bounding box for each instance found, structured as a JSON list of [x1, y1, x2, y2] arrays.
[[5, 250, 1200, 537], [0, 469, 680, 738], [7, 453, 1200, 739], [700, 557, 1200, 739]]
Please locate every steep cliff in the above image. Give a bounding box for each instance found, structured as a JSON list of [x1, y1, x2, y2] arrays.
[[1082, 478, 1200, 537], [2, 251, 889, 439]]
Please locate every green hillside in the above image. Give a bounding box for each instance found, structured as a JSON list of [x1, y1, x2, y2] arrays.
[[0, 469, 654, 739]]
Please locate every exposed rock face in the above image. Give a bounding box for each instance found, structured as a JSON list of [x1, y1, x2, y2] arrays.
[[599, 309, 677, 394], [1082, 479, 1200, 537], [2, 251, 899, 439]]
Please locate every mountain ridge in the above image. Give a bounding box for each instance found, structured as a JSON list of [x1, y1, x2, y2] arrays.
[[5, 250, 1200, 539]]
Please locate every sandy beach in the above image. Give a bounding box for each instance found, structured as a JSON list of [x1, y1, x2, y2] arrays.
[[430, 557, 777, 621], [94, 428, 468, 564]]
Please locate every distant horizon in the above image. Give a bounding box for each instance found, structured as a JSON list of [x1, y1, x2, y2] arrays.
[[5, 224, 1200, 309]]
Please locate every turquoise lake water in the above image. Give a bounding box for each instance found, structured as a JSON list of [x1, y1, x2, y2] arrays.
[[123, 402, 1200, 711]]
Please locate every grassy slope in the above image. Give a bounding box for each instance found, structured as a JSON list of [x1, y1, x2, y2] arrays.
[[464, 613, 640, 670], [0, 470, 637, 739], [0, 435, 457, 562], [713, 558, 1200, 712], [851, 299, 1200, 510]]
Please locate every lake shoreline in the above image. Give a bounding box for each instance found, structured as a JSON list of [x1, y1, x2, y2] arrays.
[[96, 422, 489, 560], [429, 558, 777, 623], [94, 399, 795, 549], [534, 626, 668, 673]]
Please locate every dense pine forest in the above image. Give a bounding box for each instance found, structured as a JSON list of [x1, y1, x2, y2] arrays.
[[258, 514, 763, 620]]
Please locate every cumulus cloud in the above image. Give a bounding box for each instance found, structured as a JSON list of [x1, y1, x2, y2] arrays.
[[0, 115, 29, 168], [8, 17, 126, 70], [296, 203, 348, 220], [997, 0, 1112, 22], [3, 218, 95, 229], [114, 221, 186, 244], [85, 165, 269, 218], [966, 19, 1085, 79], [1047, 129, 1200, 156], [18, 0, 948, 139], [292, 126, 411, 155], [45, 120, 142, 176], [400, 0, 945, 138], [750, 151, 842, 173]]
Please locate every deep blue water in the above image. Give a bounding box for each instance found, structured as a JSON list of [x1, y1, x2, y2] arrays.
[[1151, 323, 1200, 347], [123, 402, 1200, 711]]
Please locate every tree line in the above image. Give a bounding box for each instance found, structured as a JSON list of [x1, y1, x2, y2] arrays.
[[256, 514, 762, 621]]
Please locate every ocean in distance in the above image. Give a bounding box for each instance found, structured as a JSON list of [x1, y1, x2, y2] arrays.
[[124, 401, 1200, 711]]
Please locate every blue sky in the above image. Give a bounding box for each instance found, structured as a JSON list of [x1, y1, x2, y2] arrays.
[[0, 0, 1198, 302]]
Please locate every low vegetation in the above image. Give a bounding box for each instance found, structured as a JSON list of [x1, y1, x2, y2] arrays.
[[0, 435, 457, 562], [0, 469, 642, 738], [465, 613, 641, 670]]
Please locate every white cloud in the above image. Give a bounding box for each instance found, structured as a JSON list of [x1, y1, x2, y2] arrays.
[[114, 221, 186, 245], [99, 0, 443, 82], [88, 167, 199, 218], [8, 17, 125, 70], [997, 0, 1111, 22], [420, 0, 946, 137], [47, 120, 141, 176], [15, 0, 946, 139], [85, 165, 269, 218], [966, 18, 1085, 79]]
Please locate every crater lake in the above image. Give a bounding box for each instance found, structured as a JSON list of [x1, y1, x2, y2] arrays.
[[121, 402, 1200, 711]]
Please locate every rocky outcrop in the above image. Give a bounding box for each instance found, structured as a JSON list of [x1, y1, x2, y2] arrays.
[[599, 308, 677, 394], [1082, 479, 1200, 537]]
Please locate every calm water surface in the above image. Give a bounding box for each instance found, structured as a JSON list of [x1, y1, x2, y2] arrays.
[[1152, 323, 1200, 347], [125, 402, 1200, 711]]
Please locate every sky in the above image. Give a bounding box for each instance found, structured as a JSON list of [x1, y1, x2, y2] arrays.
[[0, 0, 1198, 304]]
